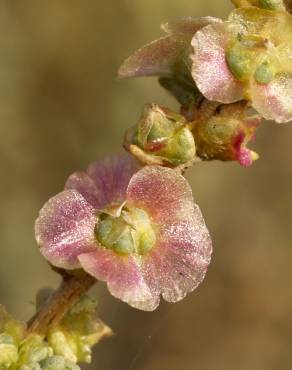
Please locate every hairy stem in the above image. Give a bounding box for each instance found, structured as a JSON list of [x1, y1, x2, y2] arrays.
[[27, 271, 96, 336]]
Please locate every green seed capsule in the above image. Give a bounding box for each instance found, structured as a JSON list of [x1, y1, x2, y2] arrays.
[[254, 61, 275, 84], [96, 217, 135, 255], [138, 228, 156, 255], [96, 207, 156, 256], [161, 127, 196, 165], [226, 44, 253, 82]]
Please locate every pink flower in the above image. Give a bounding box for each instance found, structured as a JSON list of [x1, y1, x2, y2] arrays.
[[35, 155, 212, 311], [190, 8, 292, 123]]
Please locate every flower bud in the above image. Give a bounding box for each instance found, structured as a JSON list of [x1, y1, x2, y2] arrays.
[[47, 331, 77, 364], [17, 336, 53, 367], [124, 104, 196, 168], [226, 43, 254, 82], [19, 365, 42, 370], [39, 356, 80, 370], [48, 296, 112, 364], [192, 102, 261, 167], [254, 60, 275, 84], [0, 334, 18, 367]]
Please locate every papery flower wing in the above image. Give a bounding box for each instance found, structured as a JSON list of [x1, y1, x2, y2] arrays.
[[65, 154, 140, 210], [78, 250, 159, 311], [65, 172, 106, 210], [118, 36, 189, 79], [35, 190, 97, 269], [127, 166, 212, 304], [251, 74, 292, 123], [118, 17, 221, 80], [141, 214, 212, 304], [162, 16, 221, 36], [191, 21, 244, 103]]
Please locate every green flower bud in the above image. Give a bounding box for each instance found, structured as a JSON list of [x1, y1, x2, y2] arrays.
[[95, 207, 156, 257], [19, 363, 42, 370], [124, 104, 196, 168], [0, 305, 25, 345], [47, 331, 77, 364], [193, 102, 260, 167], [0, 334, 14, 345], [96, 215, 135, 255], [39, 356, 80, 370], [226, 43, 254, 82], [69, 296, 97, 316], [254, 61, 275, 84], [0, 342, 18, 367], [17, 336, 53, 367], [48, 296, 111, 365]]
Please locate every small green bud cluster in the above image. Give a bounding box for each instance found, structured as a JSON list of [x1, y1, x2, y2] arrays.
[[48, 296, 111, 364], [0, 305, 80, 370], [96, 207, 156, 256], [0, 297, 111, 370], [124, 104, 196, 168]]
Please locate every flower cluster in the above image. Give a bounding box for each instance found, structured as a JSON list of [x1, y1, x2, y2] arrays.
[[3, 1, 291, 369], [0, 297, 109, 370], [192, 7, 292, 122], [119, 1, 292, 168], [34, 0, 292, 320], [0, 305, 79, 370]]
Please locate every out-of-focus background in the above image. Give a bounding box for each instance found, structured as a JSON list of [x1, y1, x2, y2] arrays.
[[0, 1, 292, 369]]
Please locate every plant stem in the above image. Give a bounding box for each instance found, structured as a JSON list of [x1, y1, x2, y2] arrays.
[[27, 271, 96, 336]]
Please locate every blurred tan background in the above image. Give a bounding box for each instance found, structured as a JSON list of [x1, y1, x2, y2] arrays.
[[0, 1, 292, 369]]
